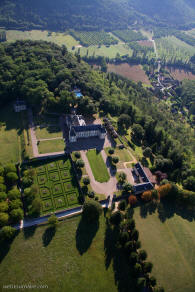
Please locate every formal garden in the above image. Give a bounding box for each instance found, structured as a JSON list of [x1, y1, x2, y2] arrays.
[[21, 156, 80, 215]]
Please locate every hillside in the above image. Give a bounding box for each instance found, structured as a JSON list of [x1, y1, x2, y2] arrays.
[[0, 0, 195, 31]]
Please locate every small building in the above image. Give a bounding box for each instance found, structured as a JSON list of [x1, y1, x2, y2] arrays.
[[74, 88, 83, 99], [133, 182, 154, 195], [69, 124, 106, 143], [14, 100, 26, 112], [132, 162, 155, 195]]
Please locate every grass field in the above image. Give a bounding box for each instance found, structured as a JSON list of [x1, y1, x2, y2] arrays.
[[134, 207, 195, 292], [185, 29, 195, 39], [38, 139, 65, 154], [86, 149, 109, 182], [105, 147, 133, 169], [0, 215, 127, 292], [0, 105, 22, 164], [156, 36, 195, 63], [35, 126, 62, 140], [6, 30, 80, 49], [76, 44, 133, 58], [26, 157, 80, 214]]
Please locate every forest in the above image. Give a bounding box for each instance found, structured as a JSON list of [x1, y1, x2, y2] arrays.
[[0, 0, 195, 31], [0, 40, 194, 195]]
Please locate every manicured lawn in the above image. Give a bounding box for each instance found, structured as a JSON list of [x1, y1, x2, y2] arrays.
[[86, 149, 110, 182], [38, 139, 65, 154], [134, 207, 195, 292], [0, 215, 124, 292], [24, 157, 80, 214], [35, 125, 62, 139], [0, 105, 22, 164], [105, 147, 133, 162]]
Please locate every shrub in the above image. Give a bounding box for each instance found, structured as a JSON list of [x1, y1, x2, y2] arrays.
[[76, 159, 85, 168], [141, 191, 152, 202], [131, 229, 139, 241], [22, 176, 33, 188], [0, 176, 4, 184], [110, 210, 122, 225], [23, 187, 36, 203], [7, 188, 21, 200], [119, 231, 129, 245], [125, 241, 135, 252], [0, 201, 8, 212], [0, 166, 4, 176], [4, 164, 17, 174], [108, 148, 114, 155], [123, 183, 133, 192], [151, 189, 159, 200], [0, 226, 16, 241], [126, 218, 135, 230], [158, 183, 172, 198], [143, 261, 153, 273], [111, 202, 115, 211], [149, 276, 157, 287], [82, 200, 102, 222], [10, 208, 24, 223], [0, 184, 6, 192], [74, 151, 81, 159], [9, 199, 22, 210], [0, 212, 9, 227], [48, 214, 58, 228], [136, 277, 146, 289], [112, 156, 119, 164], [133, 263, 142, 275], [118, 172, 127, 184], [88, 191, 95, 198], [125, 206, 134, 219], [135, 240, 141, 249], [130, 252, 138, 264], [128, 195, 137, 205], [6, 172, 18, 185], [83, 177, 90, 186], [0, 192, 7, 202], [29, 198, 42, 217], [138, 249, 147, 261], [118, 200, 126, 211]]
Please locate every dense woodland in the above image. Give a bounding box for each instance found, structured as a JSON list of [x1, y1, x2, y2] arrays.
[[0, 0, 195, 31], [0, 41, 195, 196]]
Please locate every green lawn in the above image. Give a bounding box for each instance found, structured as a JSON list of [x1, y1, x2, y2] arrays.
[[86, 149, 110, 182], [134, 207, 195, 292], [24, 157, 80, 214], [76, 44, 133, 58], [6, 30, 80, 50], [0, 105, 22, 164], [38, 139, 65, 154], [0, 215, 120, 292], [105, 147, 133, 162], [35, 126, 62, 140]]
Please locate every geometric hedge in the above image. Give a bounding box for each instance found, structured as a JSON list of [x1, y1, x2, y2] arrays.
[[32, 157, 80, 214]]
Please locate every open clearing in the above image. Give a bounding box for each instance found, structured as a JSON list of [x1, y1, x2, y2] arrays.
[[166, 67, 195, 81], [35, 125, 62, 140], [24, 157, 80, 214], [86, 149, 110, 182], [76, 44, 133, 58], [6, 30, 80, 49], [134, 207, 195, 292], [107, 63, 151, 85], [0, 216, 120, 292], [38, 139, 65, 154]]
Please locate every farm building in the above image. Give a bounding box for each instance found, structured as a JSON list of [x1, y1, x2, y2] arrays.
[[132, 162, 155, 195]]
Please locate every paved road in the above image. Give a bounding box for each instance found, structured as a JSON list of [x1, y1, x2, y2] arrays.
[[15, 201, 109, 230]]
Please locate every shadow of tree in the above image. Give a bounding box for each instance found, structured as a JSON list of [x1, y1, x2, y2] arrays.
[[104, 219, 136, 292], [23, 225, 37, 239], [42, 227, 56, 247], [140, 201, 157, 218], [76, 218, 99, 255], [0, 230, 20, 264]]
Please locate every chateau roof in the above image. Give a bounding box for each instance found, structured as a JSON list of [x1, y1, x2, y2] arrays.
[[70, 124, 106, 137]]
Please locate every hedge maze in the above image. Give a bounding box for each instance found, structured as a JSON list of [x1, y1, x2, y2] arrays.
[[33, 157, 80, 214]]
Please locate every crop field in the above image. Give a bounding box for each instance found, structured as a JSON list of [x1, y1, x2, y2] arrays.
[[134, 207, 195, 292], [166, 67, 195, 81], [107, 63, 151, 85], [156, 36, 195, 63], [86, 149, 109, 183], [6, 30, 80, 49], [70, 31, 118, 46], [138, 40, 153, 47], [38, 139, 65, 154], [112, 30, 146, 42], [185, 29, 195, 39], [76, 44, 133, 58], [28, 157, 80, 214]]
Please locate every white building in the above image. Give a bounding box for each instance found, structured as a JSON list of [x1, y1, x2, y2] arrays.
[[69, 124, 106, 142]]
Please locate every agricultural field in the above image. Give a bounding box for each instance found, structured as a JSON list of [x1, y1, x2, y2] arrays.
[[38, 139, 65, 154], [26, 157, 80, 214], [35, 125, 62, 140], [86, 149, 109, 183], [0, 105, 31, 164], [0, 216, 120, 292], [6, 30, 80, 49], [166, 67, 195, 81], [185, 29, 195, 39], [107, 63, 151, 85], [76, 44, 133, 58], [112, 30, 146, 42], [134, 207, 195, 292], [138, 40, 153, 47], [70, 31, 118, 46], [156, 36, 195, 63]]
